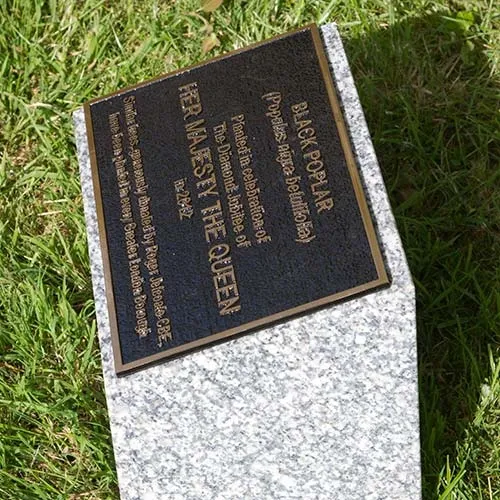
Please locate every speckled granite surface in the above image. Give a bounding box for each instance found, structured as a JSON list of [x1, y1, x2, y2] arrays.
[[74, 23, 421, 500]]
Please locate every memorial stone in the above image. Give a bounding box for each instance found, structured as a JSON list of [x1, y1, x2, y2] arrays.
[[74, 23, 421, 499]]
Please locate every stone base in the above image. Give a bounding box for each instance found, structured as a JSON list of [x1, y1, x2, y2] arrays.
[[74, 23, 421, 500]]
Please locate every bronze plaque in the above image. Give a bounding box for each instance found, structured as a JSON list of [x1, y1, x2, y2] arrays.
[[84, 24, 389, 374]]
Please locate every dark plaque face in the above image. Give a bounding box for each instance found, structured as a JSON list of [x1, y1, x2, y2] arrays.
[[85, 24, 389, 374]]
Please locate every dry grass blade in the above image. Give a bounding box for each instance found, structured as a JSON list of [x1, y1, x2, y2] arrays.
[[201, 32, 220, 54], [202, 0, 223, 13]]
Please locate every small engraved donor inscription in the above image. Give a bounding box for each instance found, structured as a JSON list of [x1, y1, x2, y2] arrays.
[[84, 24, 388, 373]]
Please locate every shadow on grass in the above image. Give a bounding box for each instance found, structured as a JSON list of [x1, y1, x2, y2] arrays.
[[343, 11, 499, 499]]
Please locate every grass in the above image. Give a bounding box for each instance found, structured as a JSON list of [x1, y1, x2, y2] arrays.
[[0, 0, 498, 498]]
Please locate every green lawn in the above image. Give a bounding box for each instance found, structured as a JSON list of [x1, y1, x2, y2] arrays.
[[0, 1, 498, 498]]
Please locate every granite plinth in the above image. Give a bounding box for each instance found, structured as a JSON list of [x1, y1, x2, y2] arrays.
[[74, 23, 421, 500]]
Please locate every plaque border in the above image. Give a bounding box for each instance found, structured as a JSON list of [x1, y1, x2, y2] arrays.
[[84, 23, 389, 374]]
